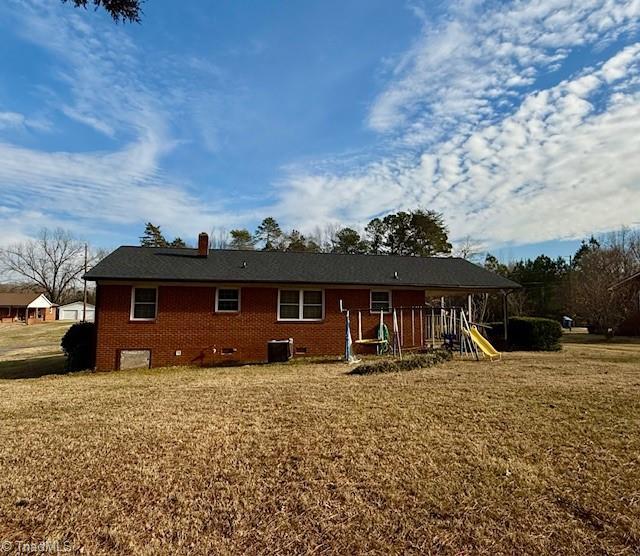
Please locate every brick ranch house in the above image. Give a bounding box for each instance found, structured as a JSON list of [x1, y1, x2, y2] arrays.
[[85, 233, 520, 371], [0, 292, 57, 324]]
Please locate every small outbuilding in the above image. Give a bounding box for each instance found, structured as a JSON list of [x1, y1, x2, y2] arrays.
[[58, 301, 95, 322]]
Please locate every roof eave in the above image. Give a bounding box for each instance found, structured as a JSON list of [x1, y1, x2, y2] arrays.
[[87, 275, 520, 291]]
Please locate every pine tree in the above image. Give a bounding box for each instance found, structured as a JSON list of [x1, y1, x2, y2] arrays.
[[364, 210, 451, 256], [254, 217, 283, 250], [284, 230, 322, 252], [229, 229, 255, 250], [285, 230, 309, 252], [139, 223, 168, 248], [332, 227, 369, 254], [169, 237, 187, 248]]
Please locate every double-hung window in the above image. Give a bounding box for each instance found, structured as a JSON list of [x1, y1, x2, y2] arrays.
[[370, 290, 391, 313], [216, 288, 240, 312], [278, 289, 323, 321], [131, 287, 157, 320]]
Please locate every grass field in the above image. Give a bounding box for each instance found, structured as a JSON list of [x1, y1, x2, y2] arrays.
[[0, 332, 639, 554], [0, 322, 71, 379]]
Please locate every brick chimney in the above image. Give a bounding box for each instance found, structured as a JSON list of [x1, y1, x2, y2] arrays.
[[197, 232, 209, 257]]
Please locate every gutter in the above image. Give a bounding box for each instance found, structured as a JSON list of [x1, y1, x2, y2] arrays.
[[84, 275, 521, 292]]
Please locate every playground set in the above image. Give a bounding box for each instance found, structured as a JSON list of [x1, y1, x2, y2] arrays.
[[340, 298, 502, 364]]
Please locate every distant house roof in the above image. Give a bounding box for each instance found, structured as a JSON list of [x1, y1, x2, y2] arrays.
[[0, 292, 53, 307], [85, 247, 520, 292]]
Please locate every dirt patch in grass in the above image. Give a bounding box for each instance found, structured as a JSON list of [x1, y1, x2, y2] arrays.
[[0, 341, 639, 554]]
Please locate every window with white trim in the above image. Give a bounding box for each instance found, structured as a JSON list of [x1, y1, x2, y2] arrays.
[[370, 290, 391, 313], [278, 289, 323, 321], [216, 288, 240, 312], [131, 287, 157, 320]]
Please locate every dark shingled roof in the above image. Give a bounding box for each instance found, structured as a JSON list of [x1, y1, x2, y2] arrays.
[[85, 247, 520, 291]]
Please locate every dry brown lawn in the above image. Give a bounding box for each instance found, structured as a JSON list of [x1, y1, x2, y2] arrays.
[[0, 322, 71, 379], [0, 338, 639, 555]]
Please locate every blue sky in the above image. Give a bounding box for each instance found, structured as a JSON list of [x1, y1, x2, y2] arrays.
[[0, 0, 639, 262]]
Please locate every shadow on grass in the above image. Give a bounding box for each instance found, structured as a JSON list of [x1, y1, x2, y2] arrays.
[[0, 354, 68, 380], [196, 355, 347, 369], [562, 334, 640, 346]]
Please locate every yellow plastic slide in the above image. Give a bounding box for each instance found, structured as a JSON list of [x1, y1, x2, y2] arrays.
[[469, 326, 502, 361]]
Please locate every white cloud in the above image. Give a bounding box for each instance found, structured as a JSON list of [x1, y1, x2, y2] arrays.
[[368, 0, 639, 146], [566, 75, 601, 97], [0, 135, 244, 246], [0, 0, 244, 246], [271, 0, 640, 248], [0, 111, 25, 129], [0, 110, 51, 132], [1, 0, 639, 252], [601, 42, 640, 82]]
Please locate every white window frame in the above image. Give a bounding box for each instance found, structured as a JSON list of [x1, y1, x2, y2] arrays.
[[277, 289, 324, 321], [215, 287, 241, 313], [370, 290, 392, 313], [130, 286, 158, 321]]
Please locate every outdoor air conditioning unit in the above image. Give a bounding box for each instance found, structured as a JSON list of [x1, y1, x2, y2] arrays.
[[267, 338, 293, 362]]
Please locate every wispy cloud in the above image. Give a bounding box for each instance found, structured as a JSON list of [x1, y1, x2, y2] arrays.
[[1, 0, 638, 252], [0, 110, 51, 132], [0, 111, 26, 129], [0, 0, 244, 245], [273, 0, 640, 247], [369, 0, 639, 143]]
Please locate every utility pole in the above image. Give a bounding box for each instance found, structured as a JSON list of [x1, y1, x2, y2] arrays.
[[568, 254, 573, 317], [82, 243, 88, 322], [502, 290, 508, 341]]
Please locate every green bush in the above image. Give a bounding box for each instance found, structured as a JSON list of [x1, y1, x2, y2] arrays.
[[61, 322, 96, 371], [487, 317, 562, 351], [349, 350, 452, 375]]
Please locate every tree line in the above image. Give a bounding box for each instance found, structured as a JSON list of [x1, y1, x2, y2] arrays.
[[482, 230, 640, 333], [1, 222, 638, 335], [140, 209, 453, 257]]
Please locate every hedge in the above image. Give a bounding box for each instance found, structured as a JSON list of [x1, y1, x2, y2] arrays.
[[349, 350, 452, 375], [487, 317, 562, 351], [61, 322, 96, 371]]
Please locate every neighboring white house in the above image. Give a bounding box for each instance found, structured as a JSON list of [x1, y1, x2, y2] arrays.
[[57, 301, 95, 322]]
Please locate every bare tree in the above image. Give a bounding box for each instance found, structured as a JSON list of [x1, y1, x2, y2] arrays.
[[602, 227, 640, 268], [507, 289, 528, 317], [312, 223, 341, 252], [574, 244, 637, 333], [454, 235, 484, 263], [0, 228, 103, 304], [209, 226, 229, 250]]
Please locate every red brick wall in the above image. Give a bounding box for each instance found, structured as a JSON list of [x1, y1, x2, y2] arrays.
[[26, 306, 57, 324], [44, 306, 56, 322], [94, 284, 425, 371]]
